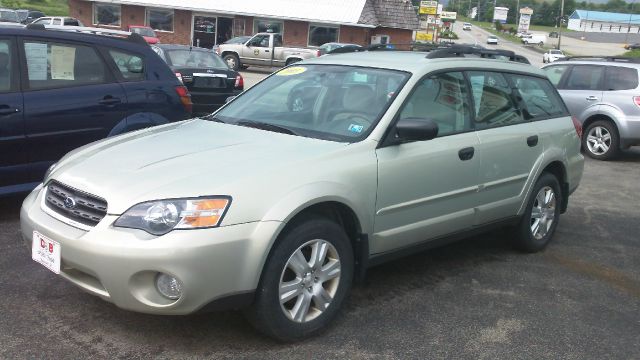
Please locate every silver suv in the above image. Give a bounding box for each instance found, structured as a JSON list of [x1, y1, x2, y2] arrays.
[[21, 48, 584, 341], [543, 57, 640, 160]]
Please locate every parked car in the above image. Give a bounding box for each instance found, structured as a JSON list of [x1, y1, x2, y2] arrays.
[[549, 31, 559, 38], [318, 42, 363, 55], [31, 16, 84, 26], [624, 43, 640, 50], [522, 34, 546, 45], [15, 9, 45, 24], [543, 49, 566, 63], [21, 48, 583, 341], [152, 44, 243, 115], [543, 57, 640, 160], [486, 35, 498, 44], [0, 8, 20, 23], [128, 25, 159, 44], [462, 22, 472, 30], [0, 24, 192, 196], [218, 32, 320, 70]]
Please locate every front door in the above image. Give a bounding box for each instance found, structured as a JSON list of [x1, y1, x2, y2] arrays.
[[242, 34, 271, 66], [0, 37, 29, 193], [21, 38, 128, 181], [373, 72, 480, 254], [192, 16, 217, 48]]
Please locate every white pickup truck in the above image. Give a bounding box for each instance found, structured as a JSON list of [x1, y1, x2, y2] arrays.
[[217, 33, 319, 70]]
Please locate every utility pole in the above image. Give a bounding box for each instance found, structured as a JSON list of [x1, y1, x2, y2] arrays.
[[558, 0, 565, 49], [516, 0, 520, 28], [625, 0, 635, 45]]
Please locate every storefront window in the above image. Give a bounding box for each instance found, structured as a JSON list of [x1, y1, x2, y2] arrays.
[[308, 25, 339, 46], [93, 3, 121, 26], [146, 8, 173, 32], [253, 19, 283, 34]]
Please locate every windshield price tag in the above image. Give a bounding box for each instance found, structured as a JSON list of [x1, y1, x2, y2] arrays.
[[277, 66, 307, 76]]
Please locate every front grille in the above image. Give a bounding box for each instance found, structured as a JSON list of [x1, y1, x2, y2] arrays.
[[45, 181, 108, 227]]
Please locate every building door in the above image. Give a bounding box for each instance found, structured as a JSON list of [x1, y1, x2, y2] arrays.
[[217, 17, 233, 44], [192, 15, 217, 48]]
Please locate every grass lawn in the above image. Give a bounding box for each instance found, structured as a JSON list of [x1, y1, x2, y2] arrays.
[[3, 0, 68, 16], [624, 49, 640, 57]]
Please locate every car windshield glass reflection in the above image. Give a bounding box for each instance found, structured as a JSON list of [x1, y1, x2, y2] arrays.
[[166, 49, 227, 68], [213, 65, 409, 142]]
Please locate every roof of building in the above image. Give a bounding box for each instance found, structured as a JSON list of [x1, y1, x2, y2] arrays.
[[97, 0, 418, 29], [569, 10, 640, 25]]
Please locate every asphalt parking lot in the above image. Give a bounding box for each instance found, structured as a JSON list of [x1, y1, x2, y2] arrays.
[[1, 150, 639, 359]]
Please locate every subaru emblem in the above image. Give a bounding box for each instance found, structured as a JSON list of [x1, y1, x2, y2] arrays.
[[207, 69, 214, 73], [63, 196, 76, 209]]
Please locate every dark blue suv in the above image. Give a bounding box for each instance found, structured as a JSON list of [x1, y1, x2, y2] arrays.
[[0, 24, 192, 196]]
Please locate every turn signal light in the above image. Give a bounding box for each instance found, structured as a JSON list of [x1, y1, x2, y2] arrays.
[[180, 199, 230, 228], [175, 72, 183, 83], [235, 74, 244, 89], [175, 85, 192, 114]]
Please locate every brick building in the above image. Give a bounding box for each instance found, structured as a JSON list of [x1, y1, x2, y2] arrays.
[[68, 0, 419, 49]]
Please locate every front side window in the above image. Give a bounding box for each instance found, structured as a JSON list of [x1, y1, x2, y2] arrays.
[[33, 18, 50, 25], [247, 34, 270, 47], [52, 18, 61, 25], [24, 41, 108, 90], [93, 3, 121, 26], [468, 71, 524, 129], [0, 39, 14, 93], [565, 65, 604, 90], [253, 19, 282, 34], [399, 72, 471, 137], [212, 65, 409, 142], [509, 74, 567, 120], [146, 8, 173, 32], [308, 25, 339, 46], [543, 65, 569, 86], [604, 66, 638, 91], [108, 50, 144, 81]]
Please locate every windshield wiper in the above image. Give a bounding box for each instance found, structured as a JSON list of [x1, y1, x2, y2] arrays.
[[201, 114, 226, 123], [236, 120, 298, 136]]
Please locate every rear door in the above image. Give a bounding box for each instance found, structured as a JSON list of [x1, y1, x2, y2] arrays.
[[20, 37, 127, 180], [557, 64, 605, 121], [0, 36, 29, 192], [468, 71, 544, 224], [601, 65, 640, 118]]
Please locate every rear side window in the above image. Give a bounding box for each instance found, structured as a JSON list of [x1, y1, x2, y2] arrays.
[[604, 66, 638, 91], [509, 74, 567, 120], [108, 50, 145, 81], [468, 71, 524, 129], [544, 65, 569, 87], [52, 18, 61, 25], [565, 65, 604, 90], [24, 41, 108, 90]]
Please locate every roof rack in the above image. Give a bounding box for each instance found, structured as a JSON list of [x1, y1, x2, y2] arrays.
[[564, 56, 640, 64], [426, 45, 531, 64], [25, 23, 148, 45]]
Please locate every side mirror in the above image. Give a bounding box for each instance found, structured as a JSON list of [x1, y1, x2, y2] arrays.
[[395, 118, 438, 142], [225, 96, 236, 103]]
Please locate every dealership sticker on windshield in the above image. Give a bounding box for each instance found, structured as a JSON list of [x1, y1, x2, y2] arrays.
[[277, 66, 307, 76], [348, 124, 364, 133]]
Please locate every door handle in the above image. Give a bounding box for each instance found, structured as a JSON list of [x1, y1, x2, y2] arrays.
[[264, 49, 270, 53], [527, 135, 539, 147], [458, 147, 475, 161], [586, 96, 598, 101], [99, 96, 121, 106], [0, 107, 19, 116]]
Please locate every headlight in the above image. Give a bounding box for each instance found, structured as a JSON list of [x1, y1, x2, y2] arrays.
[[114, 197, 231, 235], [44, 163, 57, 181]]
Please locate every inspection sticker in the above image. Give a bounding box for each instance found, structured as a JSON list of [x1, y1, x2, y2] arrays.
[[348, 124, 364, 133], [276, 66, 307, 76]]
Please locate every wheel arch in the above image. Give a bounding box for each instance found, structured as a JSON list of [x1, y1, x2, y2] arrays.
[[540, 161, 569, 213], [107, 112, 171, 137], [583, 113, 621, 140]]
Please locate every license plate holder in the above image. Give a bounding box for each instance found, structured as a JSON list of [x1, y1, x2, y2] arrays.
[[32, 231, 61, 274]]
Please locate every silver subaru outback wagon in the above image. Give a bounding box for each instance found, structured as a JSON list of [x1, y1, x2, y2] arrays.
[[21, 49, 584, 341]]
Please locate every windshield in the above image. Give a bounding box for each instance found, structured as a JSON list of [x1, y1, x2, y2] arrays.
[[165, 49, 227, 68], [225, 36, 249, 44], [550, 50, 563, 55], [0, 10, 19, 22], [213, 65, 409, 142], [131, 27, 155, 37]]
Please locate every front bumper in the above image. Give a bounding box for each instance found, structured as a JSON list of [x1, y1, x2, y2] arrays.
[[20, 186, 282, 315]]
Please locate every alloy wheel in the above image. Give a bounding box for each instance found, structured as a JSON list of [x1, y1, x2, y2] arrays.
[[279, 239, 341, 323], [586, 126, 611, 155], [530, 186, 556, 240]]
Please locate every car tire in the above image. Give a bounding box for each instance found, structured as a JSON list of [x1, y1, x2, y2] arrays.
[[582, 120, 620, 160], [223, 53, 240, 71], [513, 172, 562, 253], [245, 217, 354, 342]]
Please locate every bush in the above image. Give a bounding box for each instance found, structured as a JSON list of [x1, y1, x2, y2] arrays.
[[494, 20, 503, 31], [439, 30, 459, 40]]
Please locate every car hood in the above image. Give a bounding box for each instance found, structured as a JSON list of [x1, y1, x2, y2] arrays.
[[51, 120, 348, 214]]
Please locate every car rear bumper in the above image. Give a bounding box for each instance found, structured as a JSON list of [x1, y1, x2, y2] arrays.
[[620, 115, 640, 148], [20, 185, 281, 315]]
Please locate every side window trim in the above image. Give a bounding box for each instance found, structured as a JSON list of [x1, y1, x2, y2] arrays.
[[18, 37, 117, 91], [555, 64, 573, 90]]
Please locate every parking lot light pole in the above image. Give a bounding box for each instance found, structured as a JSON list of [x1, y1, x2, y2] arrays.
[[557, 0, 564, 49]]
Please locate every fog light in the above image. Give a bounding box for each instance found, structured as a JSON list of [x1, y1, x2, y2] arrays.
[[155, 273, 183, 300]]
